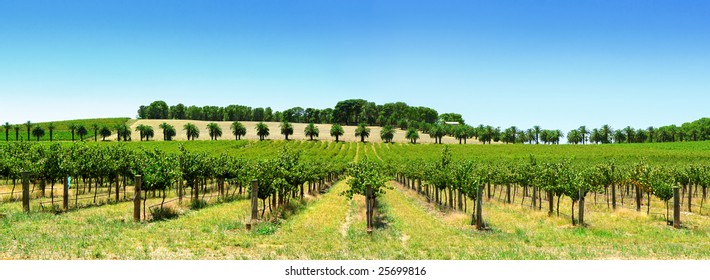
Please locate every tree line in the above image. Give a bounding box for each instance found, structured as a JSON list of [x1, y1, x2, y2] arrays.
[[137, 99, 459, 127]]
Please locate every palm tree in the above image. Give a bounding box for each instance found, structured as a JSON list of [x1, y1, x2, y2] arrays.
[[3, 122, 11, 141], [231, 121, 246, 140], [601, 124, 612, 144], [143, 126, 155, 141], [13, 125, 20, 141], [115, 124, 131, 141], [380, 125, 394, 143], [533, 125, 541, 144], [77, 125, 88, 141], [183, 123, 199, 140], [405, 127, 419, 144], [355, 123, 370, 143], [526, 128, 534, 144], [47, 123, 55, 142], [330, 124, 344, 142], [207, 123, 222, 140], [280, 121, 294, 140], [99, 126, 112, 141], [554, 130, 563, 144], [31, 126, 45, 141], [623, 126, 635, 144], [429, 125, 446, 144], [613, 130, 626, 144], [69, 123, 77, 141], [135, 124, 147, 141], [159, 122, 176, 141], [647, 126, 655, 143], [567, 129, 581, 144], [590, 128, 601, 144], [454, 126, 469, 144], [578, 126, 589, 144], [304, 123, 319, 141], [91, 123, 99, 141], [24, 121, 32, 141], [255, 122, 270, 141]]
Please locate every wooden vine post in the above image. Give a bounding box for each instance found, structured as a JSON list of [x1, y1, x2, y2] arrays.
[[365, 186, 374, 234], [475, 184, 484, 230], [133, 175, 142, 222], [178, 179, 183, 204], [578, 186, 586, 226], [63, 177, 69, 211], [249, 179, 259, 226], [673, 186, 681, 229], [22, 171, 30, 213]]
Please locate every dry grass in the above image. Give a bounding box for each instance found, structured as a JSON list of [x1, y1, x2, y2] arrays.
[[131, 119, 479, 144]]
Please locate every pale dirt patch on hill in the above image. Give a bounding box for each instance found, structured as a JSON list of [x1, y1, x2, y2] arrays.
[[129, 119, 486, 144]]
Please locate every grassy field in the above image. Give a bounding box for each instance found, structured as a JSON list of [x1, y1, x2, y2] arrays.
[[1, 179, 707, 259], [1, 140, 709, 259], [2, 118, 131, 142]]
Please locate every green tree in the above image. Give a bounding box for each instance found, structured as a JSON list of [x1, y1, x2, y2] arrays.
[[533, 125, 541, 144], [24, 121, 32, 141], [355, 123, 370, 143], [255, 122, 270, 141], [613, 130, 626, 144], [183, 123, 199, 140], [380, 125, 395, 143], [429, 124, 446, 144], [231, 121, 247, 140], [159, 122, 176, 141], [623, 126, 635, 143], [47, 123, 55, 142], [280, 121, 294, 140], [99, 126, 112, 141], [77, 125, 88, 141], [143, 126, 155, 141], [405, 127, 420, 144], [3, 122, 10, 141], [304, 123, 320, 141], [330, 124, 344, 142], [31, 126, 45, 141], [567, 129, 582, 144], [91, 123, 99, 141], [115, 124, 131, 141], [207, 122, 222, 140], [13, 125, 20, 141], [601, 124, 613, 144], [578, 125, 589, 144], [454, 125, 471, 144], [68, 123, 77, 142], [136, 124, 147, 141]]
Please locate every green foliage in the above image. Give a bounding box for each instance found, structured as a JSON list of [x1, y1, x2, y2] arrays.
[[355, 123, 370, 143], [231, 121, 247, 140], [380, 125, 395, 143], [206, 122, 222, 140], [255, 122, 270, 141], [405, 128, 419, 144], [183, 123, 199, 140], [330, 124, 344, 142], [304, 123, 319, 141], [280, 121, 294, 140], [342, 159, 391, 200]]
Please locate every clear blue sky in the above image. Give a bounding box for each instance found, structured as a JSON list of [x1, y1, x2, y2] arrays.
[[1, 0, 709, 134]]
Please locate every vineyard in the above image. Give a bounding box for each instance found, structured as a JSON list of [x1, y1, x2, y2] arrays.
[[0, 140, 709, 259]]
